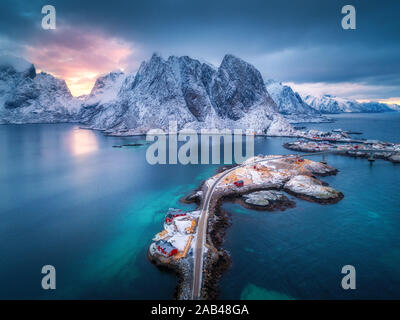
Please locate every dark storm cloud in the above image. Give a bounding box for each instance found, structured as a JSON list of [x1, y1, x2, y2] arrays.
[[0, 0, 399, 98]]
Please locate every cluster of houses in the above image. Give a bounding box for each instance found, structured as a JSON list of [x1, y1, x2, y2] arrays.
[[151, 208, 199, 259]]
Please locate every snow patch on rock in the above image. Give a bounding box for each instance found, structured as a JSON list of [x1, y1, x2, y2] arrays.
[[284, 175, 341, 200]]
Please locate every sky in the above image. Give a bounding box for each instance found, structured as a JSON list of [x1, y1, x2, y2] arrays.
[[0, 0, 399, 103]]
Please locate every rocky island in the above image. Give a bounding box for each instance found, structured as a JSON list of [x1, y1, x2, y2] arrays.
[[148, 154, 344, 299]]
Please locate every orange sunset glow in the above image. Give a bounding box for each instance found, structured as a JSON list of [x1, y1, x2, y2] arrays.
[[26, 28, 136, 96], [378, 98, 400, 105]]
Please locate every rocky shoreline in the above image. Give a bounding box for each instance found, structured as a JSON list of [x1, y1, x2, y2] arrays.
[[201, 202, 232, 300], [147, 249, 193, 300], [284, 140, 400, 163]]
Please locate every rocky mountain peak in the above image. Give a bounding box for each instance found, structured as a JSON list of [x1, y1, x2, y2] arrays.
[[79, 52, 291, 135], [219, 54, 265, 92], [0, 56, 80, 123], [34, 72, 72, 97], [90, 71, 125, 96]]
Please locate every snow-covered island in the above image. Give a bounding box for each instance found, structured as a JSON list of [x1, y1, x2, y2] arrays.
[[148, 154, 343, 299]]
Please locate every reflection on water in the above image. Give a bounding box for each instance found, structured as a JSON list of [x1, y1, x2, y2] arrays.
[[66, 128, 99, 157], [0, 123, 209, 299]]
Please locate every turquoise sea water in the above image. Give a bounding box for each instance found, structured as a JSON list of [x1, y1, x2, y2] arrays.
[[0, 113, 399, 299]]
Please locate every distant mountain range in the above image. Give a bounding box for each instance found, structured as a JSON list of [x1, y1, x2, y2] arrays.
[[265, 80, 397, 116], [303, 94, 397, 114], [265, 80, 333, 123], [0, 54, 398, 134], [265, 80, 318, 116]]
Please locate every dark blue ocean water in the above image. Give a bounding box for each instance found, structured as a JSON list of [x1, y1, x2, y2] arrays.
[[219, 113, 400, 299], [0, 113, 399, 299], [307, 113, 400, 143]]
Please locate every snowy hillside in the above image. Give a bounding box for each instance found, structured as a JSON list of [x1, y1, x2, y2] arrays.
[[0, 55, 80, 124], [80, 53, 295, 136], [303, 94, 395, 114], [83, 70, 126, 106]]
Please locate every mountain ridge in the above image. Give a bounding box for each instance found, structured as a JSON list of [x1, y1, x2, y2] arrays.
[[303, 94, 395, 114], [79, 53, 295, 136], [0, 53, 397, 131]]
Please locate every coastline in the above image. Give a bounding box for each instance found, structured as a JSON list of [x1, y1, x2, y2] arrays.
[[284, 141, 400, 163]]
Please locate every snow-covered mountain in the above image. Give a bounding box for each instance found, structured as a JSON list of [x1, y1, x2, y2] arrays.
[[303, 94, 395, 114], [359, 101, 398, 113], [387, 104, 400, 112], [82, 70, 126, 107], [2, 54, 397, 132], [264, 80, 334, 123], [265, 80, 317, 115], [0, 55, 80, 124], [80, 53, 295, 136]]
